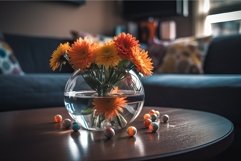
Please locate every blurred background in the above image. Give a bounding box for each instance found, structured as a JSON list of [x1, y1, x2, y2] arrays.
[[0, 0, 239, 39]]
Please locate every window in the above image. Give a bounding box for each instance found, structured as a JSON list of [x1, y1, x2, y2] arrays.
[[204, 0, 241, 36], [195, 0, 241, 36]]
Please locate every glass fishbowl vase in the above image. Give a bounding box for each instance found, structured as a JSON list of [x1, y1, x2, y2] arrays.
[[64, 69, 145, 131]]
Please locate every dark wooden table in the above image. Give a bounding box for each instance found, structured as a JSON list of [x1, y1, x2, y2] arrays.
[[0, 107, 233, 161]]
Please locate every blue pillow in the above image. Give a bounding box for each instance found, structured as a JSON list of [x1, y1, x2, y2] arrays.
[[0, 40, 24, 75]]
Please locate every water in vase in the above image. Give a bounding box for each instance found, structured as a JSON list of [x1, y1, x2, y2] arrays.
[[64, 90, 144, 131]]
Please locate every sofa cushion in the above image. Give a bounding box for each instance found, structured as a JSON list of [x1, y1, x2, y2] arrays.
[[0, 74, 70, 111], [155, 36, 210, 74], [0, 40, 24, 75], [141, 74, 241, 124], [3, 33, 71, 73], [157, 40, 203, 74], [204, 34, 241, 74]]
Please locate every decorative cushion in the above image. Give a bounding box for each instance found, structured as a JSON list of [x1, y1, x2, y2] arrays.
[[156, 37, 209, 74], [155, 36, 212, 74], [0, 40, 24, 75]]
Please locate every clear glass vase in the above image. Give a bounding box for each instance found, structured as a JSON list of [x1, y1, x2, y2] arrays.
[[64, 68, 144, 131]]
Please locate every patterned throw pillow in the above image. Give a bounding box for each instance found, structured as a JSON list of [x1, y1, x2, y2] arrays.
[[156, 37, 203, 74], [0, 41, 24, 75]]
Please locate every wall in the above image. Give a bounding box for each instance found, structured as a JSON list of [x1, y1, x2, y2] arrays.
[[193, 0, 208, 37], [129, 1, 194, 40], [158, 16, 194, 39], [0, 1, 123, 38]]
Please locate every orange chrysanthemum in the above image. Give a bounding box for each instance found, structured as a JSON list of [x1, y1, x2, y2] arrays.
[[68, 38, 96, 70], [95, 41, 121, 68], [50, 43, 70, 71], [131, 47, 153, 76], [113, 33, 140, 60], [93, 96, 127, 120]]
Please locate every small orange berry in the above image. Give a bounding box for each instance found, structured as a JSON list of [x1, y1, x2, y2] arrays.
[[54, 114, 62, 123], [144, 118, 152, 128], [127, 126, 137, 137], [143, 113, 151, 120], [149, 109, 156, 115]]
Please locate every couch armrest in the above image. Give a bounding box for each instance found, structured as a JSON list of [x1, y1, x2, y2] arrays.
[[141, 74, 241, 124]]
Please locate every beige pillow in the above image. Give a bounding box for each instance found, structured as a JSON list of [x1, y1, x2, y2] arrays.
[[157, 37, 203, 74]]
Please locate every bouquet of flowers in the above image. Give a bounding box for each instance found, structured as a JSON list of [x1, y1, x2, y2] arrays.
[[50, 33, 153, 130]]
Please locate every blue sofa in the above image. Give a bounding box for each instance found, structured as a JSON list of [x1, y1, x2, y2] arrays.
[[0, 33, 240, 160], [0, 33, 71, 111], [142, 34, 241, 161], [143, 34, 241, 123]]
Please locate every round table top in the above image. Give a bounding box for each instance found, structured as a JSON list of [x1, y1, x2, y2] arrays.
[[0, 107, 233, 161]]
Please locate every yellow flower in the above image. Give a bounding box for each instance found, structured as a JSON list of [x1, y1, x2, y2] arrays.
[[68, 38, 96, 70], [93, 96, 127, 120], [95, 41, 121, 68], [50, 43, 70, 71], [113, 33, 140, 60], [131, 47, 153, 76]]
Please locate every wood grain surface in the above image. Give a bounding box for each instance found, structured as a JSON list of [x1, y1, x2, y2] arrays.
[[0, 107, 233, 161]]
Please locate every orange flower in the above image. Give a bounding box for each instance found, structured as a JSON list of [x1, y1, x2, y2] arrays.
[[50, 43, 70, 71], [93, 96, 127, 120], [95, 41, 121, 68], [131, 47, 153, 76], [113, 33, 140, 60], [68, 38, 96, 70]]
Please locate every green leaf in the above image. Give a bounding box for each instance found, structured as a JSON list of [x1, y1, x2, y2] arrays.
[[80, 108, 93, 115], [91, 112, 95, 126], [97, 115, 105, 128], [118, 60, 130, 68], [82, 75, 100, 91], [116, 114, 127, 128]]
